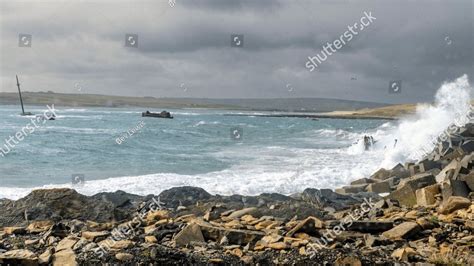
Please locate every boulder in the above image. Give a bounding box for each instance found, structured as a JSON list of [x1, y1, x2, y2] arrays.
[[173, 223, 205, 247], [286, 216, 324, 237], [225, 208, 257, 220], [197, 221, 265, 245], [81, 231, 110, 242], [391, 247, 416, 261], [364, 234, 392, 247], [350, 178, 374, 185], [366, 181, 391, 193], [335, 185, 367, 194], [370, 168, 391, 181], [26, 221, 53, 233], [462, 172, 474, 191], [387, 173, 436, 207], [38, 248, 53, 264], [390, 163, 410, 179], [158, 186, 212, 208], [53, 249, 77, 266], [106, 240, 134, 250], [267, 242, 288, 250], [335, 257, 362, 266], [146, 210, 169, 223], [0, 189, 141, 226], [382, 222, 421, 240], [300, 188, 362, 211], [438, 196, 471, 214], [343, 221, 393, 233], [441, 179, 470, 200], [0, 249, 38, 266], [436, 159, 461, 183], [3, 226, 26, 235], [415, 184, 440, 206], [56, 236, 79, 252], [409, 164, 425, 176], [115, 253, 134, 262]]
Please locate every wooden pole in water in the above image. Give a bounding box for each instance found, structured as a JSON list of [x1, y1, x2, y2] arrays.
[[16, 75, 26, 115]]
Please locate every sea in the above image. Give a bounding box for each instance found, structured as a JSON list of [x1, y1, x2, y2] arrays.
[[0, 75, 472, 200]]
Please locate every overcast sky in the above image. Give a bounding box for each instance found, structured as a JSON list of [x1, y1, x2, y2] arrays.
[[0, 0, 472, 103]]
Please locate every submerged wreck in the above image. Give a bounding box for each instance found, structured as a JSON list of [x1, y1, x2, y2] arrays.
[[142, 110, 173, 119]]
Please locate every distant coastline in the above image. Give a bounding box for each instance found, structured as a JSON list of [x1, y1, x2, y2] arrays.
[[2, 91, 471, 119], [0, 91, 399, 117]]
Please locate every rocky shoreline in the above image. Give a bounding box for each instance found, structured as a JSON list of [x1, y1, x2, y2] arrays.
[[1, 124, 473, 265]]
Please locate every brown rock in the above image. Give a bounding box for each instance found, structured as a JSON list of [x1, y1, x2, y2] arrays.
[[107, 240, 134, 250], [146, 210, 169, 223], [4, 226, 26, 235], [261, 234, 282, 244], [144, 224, 157, 235], [26, 221, 54, 233], [286, 216, 324, 237], [255, 220, 274, 230], [382, 222, 420, 240], [115, 252, 134, 262], [0, 249, 38, 265], [416, 217, 437, 230], [438, 196, 471, 214], [294, 232, 311, 240], [56, 236, 79, 252], [174, 223, 205, 247], [230, 248, 243, 257], [145, 235, 158, 243], [240, 214, 257, 224], [466, 220, 474, 230], [267, 242, 288, 250], [224, 220, 244, 229], [81, 231, 110, 242], [53, 249, 77, 266], [335, 256, 362, 266], [38, 247, 54, 264], [415, 184, 440, 206], [24, 239, 39, 246], [391, 247, 416, 261]]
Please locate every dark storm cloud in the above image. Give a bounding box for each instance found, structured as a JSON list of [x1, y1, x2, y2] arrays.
[[0, 0, 472, 103]]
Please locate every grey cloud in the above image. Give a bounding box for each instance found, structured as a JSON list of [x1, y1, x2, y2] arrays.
[[0, 0, 472, 103]]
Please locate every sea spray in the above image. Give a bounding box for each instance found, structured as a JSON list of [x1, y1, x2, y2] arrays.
[[379, 74, 472, 168]]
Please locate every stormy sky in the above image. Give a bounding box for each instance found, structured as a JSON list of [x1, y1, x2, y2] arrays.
[[0, 0, 472, 104]]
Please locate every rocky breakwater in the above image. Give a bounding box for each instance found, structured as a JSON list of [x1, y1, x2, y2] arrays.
[[0, 124, 473, 265], [334, 122, 474, 264]]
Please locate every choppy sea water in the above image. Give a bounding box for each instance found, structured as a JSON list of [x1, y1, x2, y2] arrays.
[[0, 105, 387, 199], [0, 76, 471, 200]]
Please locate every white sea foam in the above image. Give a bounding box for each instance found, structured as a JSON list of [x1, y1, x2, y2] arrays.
[[379, 75, 471, 168]]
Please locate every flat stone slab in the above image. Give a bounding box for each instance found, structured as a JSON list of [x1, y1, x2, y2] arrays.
[[382, 222, 420, 240]]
